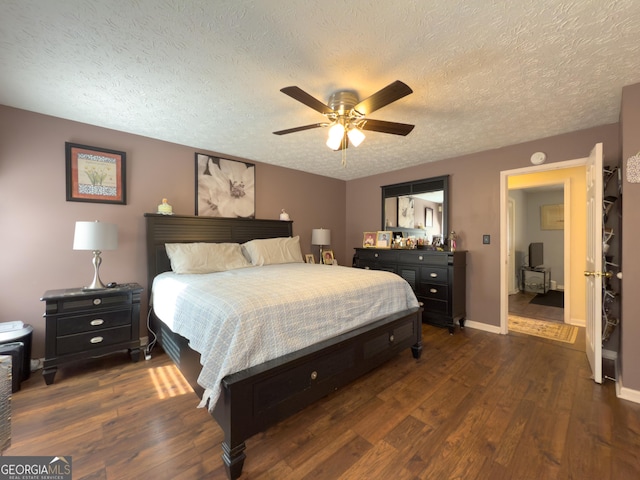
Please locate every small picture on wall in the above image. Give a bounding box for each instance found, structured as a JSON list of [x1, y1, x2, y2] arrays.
[[195, 153, 255, 218], [65, 142, 126, 204], [305, 254, 315, 264], [425, 207, 433, 227]]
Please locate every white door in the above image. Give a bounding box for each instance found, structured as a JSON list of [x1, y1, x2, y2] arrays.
[[585, 143, 604, 383]]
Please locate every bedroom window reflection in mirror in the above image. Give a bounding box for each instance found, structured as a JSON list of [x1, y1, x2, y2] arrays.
[[381, 175, 448, 242]]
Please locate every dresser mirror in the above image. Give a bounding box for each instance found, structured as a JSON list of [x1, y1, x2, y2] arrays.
[[381, 175, 449, 242]]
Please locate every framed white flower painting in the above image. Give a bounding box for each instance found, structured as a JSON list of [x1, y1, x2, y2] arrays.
[[195, 154, 255, 218]]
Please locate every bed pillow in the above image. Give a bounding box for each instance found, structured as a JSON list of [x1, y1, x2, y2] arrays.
[[242, 236, 304, 266], [165, 242, 252, 274]]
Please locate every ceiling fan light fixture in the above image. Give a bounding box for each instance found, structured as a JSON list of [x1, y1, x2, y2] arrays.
[[326, 123, 345, 150], [347, 127, 365, 147]]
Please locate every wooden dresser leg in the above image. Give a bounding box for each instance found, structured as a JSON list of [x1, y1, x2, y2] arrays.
[[222, 441, 246, 480], [42, 366, 57, 385], [411, 342, 423, 359], [129, 347, 141, 362]]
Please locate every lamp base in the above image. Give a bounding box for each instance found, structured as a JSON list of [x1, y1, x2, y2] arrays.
[[83, 250, 108, 290]]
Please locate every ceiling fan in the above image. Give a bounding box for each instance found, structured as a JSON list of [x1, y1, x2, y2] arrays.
[[273, 80, 414, 160]]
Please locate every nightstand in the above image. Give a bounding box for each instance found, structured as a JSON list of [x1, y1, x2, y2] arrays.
[[41, 283, 143, 384]]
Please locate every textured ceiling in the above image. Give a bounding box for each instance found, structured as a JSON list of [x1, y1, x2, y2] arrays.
[[1, 0, 639, 180]]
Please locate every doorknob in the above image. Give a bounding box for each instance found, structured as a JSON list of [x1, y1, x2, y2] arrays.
[[584, 271, 613, 278]]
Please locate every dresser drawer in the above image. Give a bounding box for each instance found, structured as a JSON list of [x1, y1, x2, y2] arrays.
[[418, 282, 449, 301], [357, 249, 398, 262], [57, 326, 133, 355], [57, 308, 132, 336], [398, 251, 449, 266], [421, 266, 448, 284], [421, 297, 448, 315]]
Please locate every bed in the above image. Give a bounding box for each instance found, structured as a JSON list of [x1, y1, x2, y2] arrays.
[[144, 213, 423, 479]]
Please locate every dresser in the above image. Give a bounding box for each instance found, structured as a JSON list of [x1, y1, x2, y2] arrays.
[[41, 283, 143, 384], [354, 248, 466, 333]]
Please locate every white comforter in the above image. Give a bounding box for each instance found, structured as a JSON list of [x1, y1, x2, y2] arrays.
[[151, 263, 419, 410]]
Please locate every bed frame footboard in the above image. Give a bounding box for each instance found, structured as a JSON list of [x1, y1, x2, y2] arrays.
[[152, 306, 422, 479]]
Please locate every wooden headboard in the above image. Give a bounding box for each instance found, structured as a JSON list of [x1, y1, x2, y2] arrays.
[[144, 213, 293, 292]]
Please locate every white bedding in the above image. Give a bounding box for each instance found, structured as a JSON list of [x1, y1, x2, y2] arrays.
[[151, 263, 419, 410]]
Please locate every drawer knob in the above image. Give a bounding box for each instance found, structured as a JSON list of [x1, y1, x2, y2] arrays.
[[389, 334, 395, 342], [430, 288, 438, 294], [310, 371, 318, 380], [430, 273, 438, 278], [365, 266, 370, 270], [90, 319, 104, 326], [93, 298, 102, 306], [90, 336, 104, 344], [374, 253, 379, 258], [418, 256, 423, 261]]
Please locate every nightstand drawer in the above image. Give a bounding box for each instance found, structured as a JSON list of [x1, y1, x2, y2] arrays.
[[47, 292, 131, 314], [57, 308, 132, 336], [57, 326, 133, 355]]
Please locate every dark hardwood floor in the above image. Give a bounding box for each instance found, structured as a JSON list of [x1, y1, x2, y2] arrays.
[[509, 290, 564, 323], [7, 323, 640, 479]]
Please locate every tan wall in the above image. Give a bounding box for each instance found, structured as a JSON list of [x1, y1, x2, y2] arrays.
[[0, 106, 346, 357], [620, 84, 640, 391], [509, 167, 587, 323]]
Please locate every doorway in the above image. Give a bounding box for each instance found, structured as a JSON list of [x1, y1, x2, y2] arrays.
[[500, 159, 589, 337], [508, 183, 567, 324]]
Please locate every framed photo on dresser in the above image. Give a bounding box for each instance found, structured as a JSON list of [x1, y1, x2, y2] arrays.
[[376, 231, 392, 248]]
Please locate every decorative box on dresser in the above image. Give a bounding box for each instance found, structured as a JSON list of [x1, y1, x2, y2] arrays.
[[40, 283, 143, 384], [354, 248, 466, 334]]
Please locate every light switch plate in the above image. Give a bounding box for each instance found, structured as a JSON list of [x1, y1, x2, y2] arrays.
[[483, 234, 490, 244]]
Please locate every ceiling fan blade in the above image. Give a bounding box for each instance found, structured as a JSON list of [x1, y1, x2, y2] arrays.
[[280, 86, 335, 115], [273, 123, 326, 135], [361, 119, 415, 136], [353, 80, 413, 116]]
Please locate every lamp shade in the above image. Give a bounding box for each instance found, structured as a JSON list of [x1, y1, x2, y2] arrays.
[[73, 221, 118, 251], [347, 127, 365, 147], [311, 228, 331, 246]]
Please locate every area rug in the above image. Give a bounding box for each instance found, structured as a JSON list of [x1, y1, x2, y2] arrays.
[[529, 290, 564, 308], [508, 315, 578, 344]]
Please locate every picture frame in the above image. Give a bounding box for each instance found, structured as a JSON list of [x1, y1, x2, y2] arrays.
[[425, 207, 433, 227], [65, 142, 126, 204], [363, 231, 377, 248], [195, 153, 255, 218], [305, 254, 315, 264], [322, 250, 335, 265], [398, 197, 415, 228], [541, 204, 564, 230], [376, 231, 392, 248]]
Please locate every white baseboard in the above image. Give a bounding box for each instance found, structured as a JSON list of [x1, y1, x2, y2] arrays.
[[462, 319, 502, 335], [617, 373, 640, 404], [568, 318, 586, 327]]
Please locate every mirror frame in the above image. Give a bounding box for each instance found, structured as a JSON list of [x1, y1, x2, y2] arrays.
[[381, 174, 449, 240]]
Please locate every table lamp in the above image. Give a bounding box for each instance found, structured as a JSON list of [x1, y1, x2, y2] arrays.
[[311, 228, 331, 258], [73, 220, 118, 290]]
